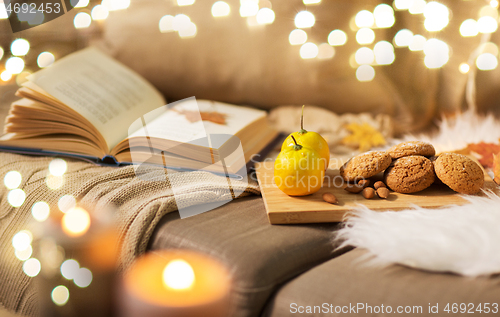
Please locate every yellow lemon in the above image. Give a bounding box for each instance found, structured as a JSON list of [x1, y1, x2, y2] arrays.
[[274, 136, 325, 196], [282, 106, 330, 169]]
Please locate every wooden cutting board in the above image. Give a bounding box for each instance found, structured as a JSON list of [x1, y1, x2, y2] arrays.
[[255, 160, 498, 225]]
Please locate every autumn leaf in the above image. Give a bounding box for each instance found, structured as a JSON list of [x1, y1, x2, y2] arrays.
[[467, 142, 500, 168], [176, 110, 227, 125], [493, 153, 500, 185], [342, 122, 386, 152]]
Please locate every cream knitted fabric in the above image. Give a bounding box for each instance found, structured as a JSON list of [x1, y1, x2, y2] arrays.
[[0, 153, 259, 316]]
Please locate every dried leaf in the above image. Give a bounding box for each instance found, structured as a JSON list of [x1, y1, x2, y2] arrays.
[[493, 153, 500, 185], [176, 110, 227, 125], [342, 122, 386, 152], [467, 142, 500, 168]]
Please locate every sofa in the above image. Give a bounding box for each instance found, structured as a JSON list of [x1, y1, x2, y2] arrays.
[[1, 0, 500, 316]]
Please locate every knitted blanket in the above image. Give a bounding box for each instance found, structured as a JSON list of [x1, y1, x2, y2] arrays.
[[0, 153, 258, 316]]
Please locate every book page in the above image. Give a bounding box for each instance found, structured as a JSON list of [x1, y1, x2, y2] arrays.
[[28, 47, 166, 151], [127, 98, 267, 170], [128, 99, 266, 146]]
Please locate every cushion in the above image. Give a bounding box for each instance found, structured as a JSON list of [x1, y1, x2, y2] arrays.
[[148, 195, 346, 317], [263, 248, 500, 316]]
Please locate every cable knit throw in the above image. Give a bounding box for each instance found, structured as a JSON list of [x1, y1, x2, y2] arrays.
[[0, 153, 259, 316]]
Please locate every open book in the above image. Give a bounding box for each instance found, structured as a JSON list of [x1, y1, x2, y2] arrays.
[[0, 47, 278, 176]]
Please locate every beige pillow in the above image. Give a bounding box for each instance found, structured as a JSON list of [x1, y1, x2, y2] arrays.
[[99, 0, 485, 133]]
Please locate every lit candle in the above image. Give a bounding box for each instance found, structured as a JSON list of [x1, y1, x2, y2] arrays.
[[119, 250, 231, 317]]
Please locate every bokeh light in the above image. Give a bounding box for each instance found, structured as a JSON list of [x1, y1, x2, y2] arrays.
[[374, 4, 395, 28], [49, 159, 67, 176], [12, 230, 32, 251], [61, 259, 80, 280], [289, 29, 308, 45], [459, 63, 470, 74], [477, 16, 498, 33], [163, 259, 196, 290], [178, 22, 197, 38], [423, 2, 449, 32], [0, 5, 7, 19], [409, 35, 426, 51], [356, 28, 375, 45], [240, 0, 259, 17], [46, 175, 64, 190], [91, 5, 109, 20], [62, 207, 91, 237], [177, 0, 195, 6], [1, 71, 12, 82], [355, 47, 375, 65], [356, 65, 375, 82], [51, 285, 69, 306], [159, 15, 174, 33], [424, 54, 448, 69], [374, 41, 395, 65], [0, 47, 4, 60], [476, 53, 498, 70], [394, 29, 414, 47], [74, 12, 91, 28], [37, 52, 55, 68], [409, 0, 426, 14], [303, 0, 320, 4], [460, 19, 479, 37], [393, 0, 412, 10], [355, 10, 374, 28], [172, 14, 191, 31], [212, 1, 230, 17], [423, 39, 449, 69], [15, 245, 32, 261], [23, 258, 41, 277], [256, 8, 275, 25], [11, 39, 30, 56], [295, 11, 315, 28], [328, 30, 347, 46], [58, 195, 76, 213], [6, 57, 25, 74], [8, 189, 26, 207], [300, 42, 319, 59], [32, 201, 50, 222], [317, 43, 335, 59], [423, 39, 450, 56], [4, 171, 22, 189], [74, 268, 93, 288]]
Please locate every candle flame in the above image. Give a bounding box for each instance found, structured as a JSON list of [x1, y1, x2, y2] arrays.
[[162, 259, 195, 290], [62, 207, 91, 237]]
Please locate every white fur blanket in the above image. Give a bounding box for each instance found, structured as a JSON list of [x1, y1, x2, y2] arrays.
[[336, 110, 500, 277]]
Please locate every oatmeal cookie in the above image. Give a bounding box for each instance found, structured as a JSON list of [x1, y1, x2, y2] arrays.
[[340, 151, 391, 182], [384, 155, 435, 193], [434, 153, 484, 194], [387, 141, 435, 159]]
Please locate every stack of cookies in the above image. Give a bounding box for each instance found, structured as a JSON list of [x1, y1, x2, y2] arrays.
[[340, 141, 485, 195]]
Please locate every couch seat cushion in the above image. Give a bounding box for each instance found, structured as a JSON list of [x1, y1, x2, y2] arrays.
[[148, 195, 346, 317], [264, 248, 500, 316]]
